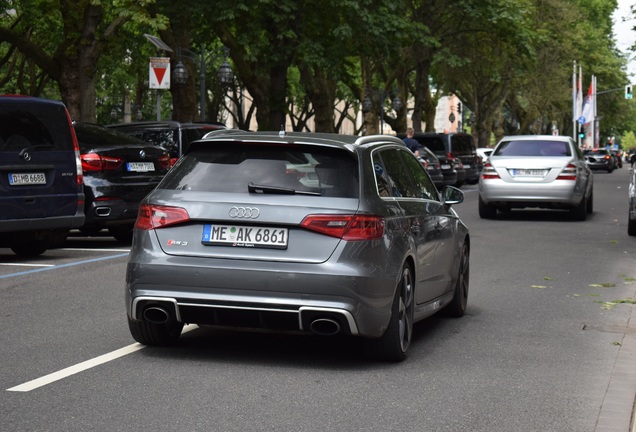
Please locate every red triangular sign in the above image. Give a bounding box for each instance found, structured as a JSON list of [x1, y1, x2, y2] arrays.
[[153, 67, 166, 85]]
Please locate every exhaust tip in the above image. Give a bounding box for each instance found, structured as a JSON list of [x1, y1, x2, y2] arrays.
[[310, 318, 341, 336], [95, 206, 111, 217], [143, 306, 170, 324]]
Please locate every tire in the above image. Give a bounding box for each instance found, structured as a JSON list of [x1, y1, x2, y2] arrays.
[[11, 241, 49, 257], [629, 216, 636, 236], [570, 196, 587, 221], [10, 231, 53, 257], [445, 242, 469, 318], [109, 225, 134, 243], [127, 316, 183, 346], [478, 196, 497, 219], [365, 263, 414, 362]]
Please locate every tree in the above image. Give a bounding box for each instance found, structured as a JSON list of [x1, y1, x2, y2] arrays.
[[0, 0, 164, 122]]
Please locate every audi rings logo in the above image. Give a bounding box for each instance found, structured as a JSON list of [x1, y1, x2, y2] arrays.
[[229, 206, 260, 219]]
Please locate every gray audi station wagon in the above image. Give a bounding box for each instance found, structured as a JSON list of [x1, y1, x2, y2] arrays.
[[125, 131, 470, 361]]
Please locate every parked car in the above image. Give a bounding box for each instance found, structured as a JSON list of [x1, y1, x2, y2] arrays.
[[418, 146, 444, 189], [0, 95, 85, 256], [629, 163, 636, 236], [107, 121, 226, 166], [583, 148, 615, 172], [476, 147, 493, 164], [609, 149, 623, 168], [479, 135, 593, 220], [125, 131, 470, 362], [407, 133, 480, 186], [73, 123, 171, 242]]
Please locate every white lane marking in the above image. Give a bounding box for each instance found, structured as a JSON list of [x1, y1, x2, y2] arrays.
[[0, 263, 55, 267], [7, 324, 196, 392], [60, 248, 131, 252]]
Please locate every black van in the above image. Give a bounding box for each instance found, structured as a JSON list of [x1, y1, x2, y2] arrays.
[[409, 132, 480, 186], [0, 96, 85, 256]]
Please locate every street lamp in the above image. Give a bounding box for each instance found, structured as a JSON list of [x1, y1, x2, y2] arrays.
[[172, 46, 234, 121], [362, 90, 402, 134]]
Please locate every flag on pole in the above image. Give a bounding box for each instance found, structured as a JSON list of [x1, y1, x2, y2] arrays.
[[581, 81, 594, 124], [574, 66, 583, 121]]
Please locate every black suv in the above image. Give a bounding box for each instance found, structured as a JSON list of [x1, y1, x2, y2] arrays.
[[107, 121, 226, 166], [408, 133, 480, 186], [0, 95, 85, 256]]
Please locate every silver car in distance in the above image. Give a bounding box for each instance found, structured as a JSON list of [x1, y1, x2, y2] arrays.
[[478, 135, 593, 221], [125, 131, 470, 362]]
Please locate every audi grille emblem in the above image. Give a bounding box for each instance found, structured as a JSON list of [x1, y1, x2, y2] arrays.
[[139, 150, 146, 159], [229, 206, 260, 219]]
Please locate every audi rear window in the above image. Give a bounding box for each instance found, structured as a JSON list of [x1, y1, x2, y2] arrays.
[[0, 102, 73, 152], [158, 143, 359, 198]]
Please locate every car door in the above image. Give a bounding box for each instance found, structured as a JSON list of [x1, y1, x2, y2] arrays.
[[375, 147, 453, 303]]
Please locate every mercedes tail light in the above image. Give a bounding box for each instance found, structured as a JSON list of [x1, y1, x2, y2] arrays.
[[481, 163, 500, 179], [300, 214, 384, 240], [135, 204, 190, 230], [557, 164, 578, 180]]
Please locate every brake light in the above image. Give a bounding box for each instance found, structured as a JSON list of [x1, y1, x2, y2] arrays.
[[81, 153, 124, 171], [170, 157, 179, 167], [158, 154, 171, 170], [135, 204, 190, 230], [557, 163, 577, 180], [481, 163, 500, 179], [300, 214, 384, 240]]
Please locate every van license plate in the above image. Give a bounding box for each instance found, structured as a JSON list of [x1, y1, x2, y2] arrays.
[[202, 224, 288, 249], [9, 173, 46, 185]]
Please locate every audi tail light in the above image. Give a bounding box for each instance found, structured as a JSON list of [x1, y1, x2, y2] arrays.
[[556, 164, 578, 180], [481, 163, 500, 179], [136, 204, 190, 230], [300, 214, 384, 240]]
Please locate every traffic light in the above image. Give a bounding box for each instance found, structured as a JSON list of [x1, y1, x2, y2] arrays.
[[457, 102, 462, 114], [626, 84, 633, 100], [579, 126, 585, 140]]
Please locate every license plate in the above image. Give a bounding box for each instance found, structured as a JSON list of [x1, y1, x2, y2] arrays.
[[127, 162, 155, 172], [441, 164, 451, 169], [511, 169, 547, 177], [202, 224, 288, 249], [9, 172, 46, 185], [464, 164, 471, 168]]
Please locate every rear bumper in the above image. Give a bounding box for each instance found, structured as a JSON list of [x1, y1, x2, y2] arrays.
[[0, 212, 84, 233], [125, 257, 397, 338], [479, 179, 583, 208]]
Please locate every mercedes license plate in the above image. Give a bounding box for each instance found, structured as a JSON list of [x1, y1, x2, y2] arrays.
[[127, 162, 155, 172], [9, 172, 46, 185], [512, 169, 547, 177], [202, 224, 288, 249]]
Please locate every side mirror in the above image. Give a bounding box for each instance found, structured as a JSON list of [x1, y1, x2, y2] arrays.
[[441, 186, 464, 206]]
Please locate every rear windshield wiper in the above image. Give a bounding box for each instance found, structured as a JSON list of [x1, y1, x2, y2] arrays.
[[248, 182, 320, 196]]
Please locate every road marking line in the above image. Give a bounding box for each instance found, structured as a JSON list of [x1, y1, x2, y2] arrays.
[[0, 253, 130, 279], [0, 263, 55, 267], [60, 248, 131, 252], [6, 325, 196, 392]]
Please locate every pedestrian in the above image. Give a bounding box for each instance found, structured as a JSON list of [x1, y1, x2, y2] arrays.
[[402, 127, 420, 157]]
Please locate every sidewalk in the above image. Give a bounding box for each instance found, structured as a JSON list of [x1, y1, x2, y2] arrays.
[[594, 301, 636, 432]]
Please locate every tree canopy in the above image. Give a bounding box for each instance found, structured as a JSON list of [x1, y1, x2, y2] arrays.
[[0, 0, 634, 147]]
